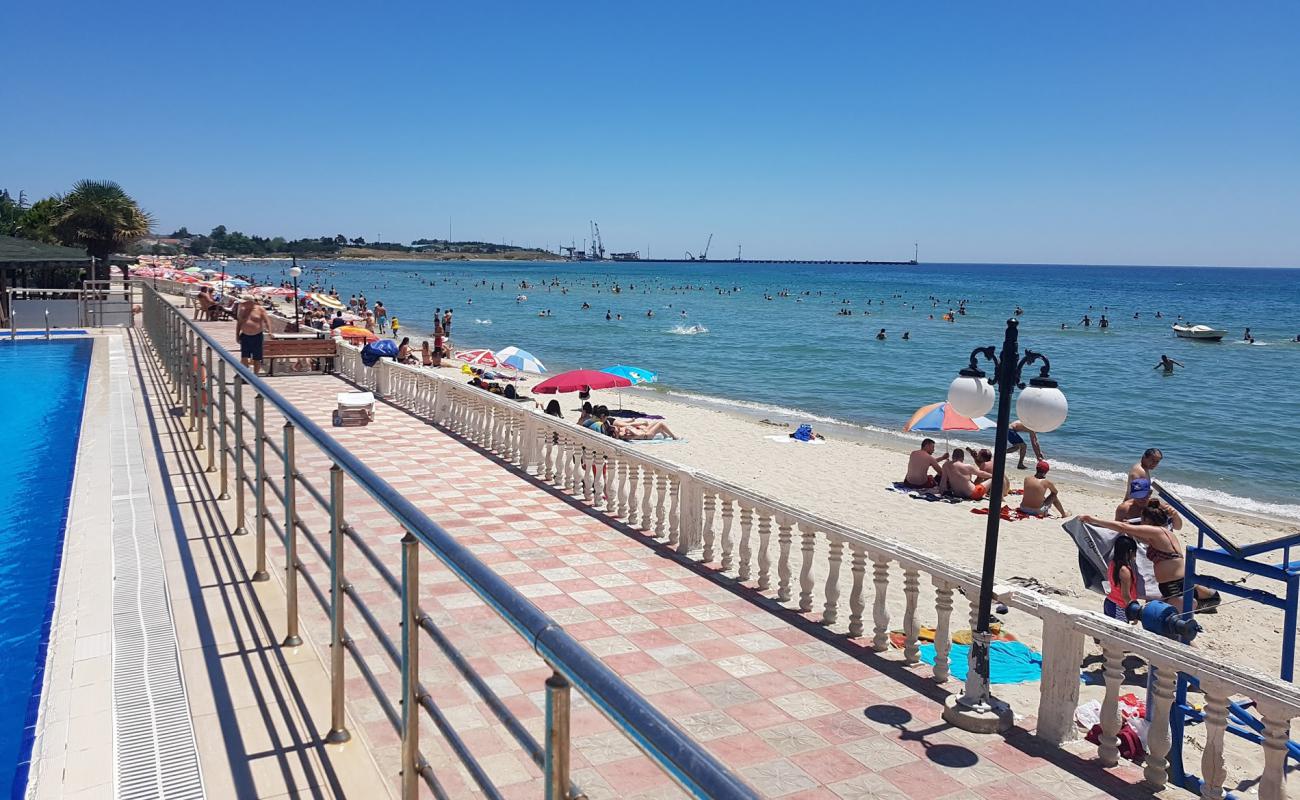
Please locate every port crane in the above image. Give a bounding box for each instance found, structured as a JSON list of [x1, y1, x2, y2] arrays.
[[589, 221, 606, 260], [685, 233, 713, 261]]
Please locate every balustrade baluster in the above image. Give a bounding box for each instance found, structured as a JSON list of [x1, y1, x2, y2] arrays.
[[654, 472, 667, 538], [581, 448, 594, 504], [776, 519, 793, 602], [822, 538, 843, 625], [931, 580, 954, 682], [756, 512, 773, 591], [737, 506, 754, 582], [1142, 663, 1176, 789], [719, 496, 735, 572], [701, 492, 717, 564], [871, 556, 890, 651], [640, 466, 654, 532], [1258, 700, 1291, 800], [798, 525, 816, 613], [1198, 681, 1229, 800], [902, 569, 921, 664], [847, 545, 867, 638], [668, 475, 681, 548]]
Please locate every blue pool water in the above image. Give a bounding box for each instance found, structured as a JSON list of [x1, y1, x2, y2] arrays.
[[0, 339, 92, 794]]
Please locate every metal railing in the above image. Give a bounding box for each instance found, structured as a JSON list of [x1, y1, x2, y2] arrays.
[[139, 284, 756, 800]]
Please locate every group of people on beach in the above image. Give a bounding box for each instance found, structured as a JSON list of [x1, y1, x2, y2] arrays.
[[572, 401, 678, 441], [903, 437, 1066, 517]]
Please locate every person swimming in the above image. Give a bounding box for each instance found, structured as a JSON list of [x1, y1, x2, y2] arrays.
[[1154, 354, 1184, 374], [875, 329, 886, 340]]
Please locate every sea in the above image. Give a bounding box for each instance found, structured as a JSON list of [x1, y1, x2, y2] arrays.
[[222, 259, 1300, 520]]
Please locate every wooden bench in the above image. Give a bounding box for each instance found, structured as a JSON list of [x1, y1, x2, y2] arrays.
[[263, 335, 337, 376]]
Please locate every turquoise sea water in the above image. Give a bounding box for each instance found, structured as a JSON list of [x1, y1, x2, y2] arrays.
[[227, 259, 1300, 518], [0, 338, 91, 793]]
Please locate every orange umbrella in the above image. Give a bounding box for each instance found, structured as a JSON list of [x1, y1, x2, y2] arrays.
[[336, 326, 378, 342]]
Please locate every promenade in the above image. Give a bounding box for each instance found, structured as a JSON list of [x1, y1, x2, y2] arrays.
[[142, 313, 1154, 800]]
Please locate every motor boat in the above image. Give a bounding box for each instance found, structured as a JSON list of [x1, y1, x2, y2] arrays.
[[1172, 323, 1227, 341]]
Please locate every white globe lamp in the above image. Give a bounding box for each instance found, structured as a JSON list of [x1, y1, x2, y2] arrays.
[[947, 372, 995, 419], [289, 265, 302, 278], [1016, 380, 1068, 432]]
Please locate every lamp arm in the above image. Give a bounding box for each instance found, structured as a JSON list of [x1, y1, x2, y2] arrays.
[[1015, 350, 1053, 388]]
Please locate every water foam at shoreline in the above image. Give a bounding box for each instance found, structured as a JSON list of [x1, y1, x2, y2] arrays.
[[656, 388, 1300, 521]]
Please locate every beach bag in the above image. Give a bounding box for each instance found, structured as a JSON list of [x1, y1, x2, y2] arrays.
[[792, 424, 814, 442], [361, 339, 399, 367]]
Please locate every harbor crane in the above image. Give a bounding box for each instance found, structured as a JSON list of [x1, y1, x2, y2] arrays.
[[589, 221, 606, 260], [686, 233, 714, 261]]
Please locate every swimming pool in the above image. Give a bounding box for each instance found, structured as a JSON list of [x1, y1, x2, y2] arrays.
[[0, 339, 92, 794]]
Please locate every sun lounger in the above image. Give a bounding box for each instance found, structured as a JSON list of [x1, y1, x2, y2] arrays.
[[333, 391, 375, 427]]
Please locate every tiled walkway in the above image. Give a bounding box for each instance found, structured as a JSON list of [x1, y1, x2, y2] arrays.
[[160, 319, 1157, 799]]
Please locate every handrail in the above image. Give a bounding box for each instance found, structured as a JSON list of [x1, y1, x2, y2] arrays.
[[140, 283, 755, 799]]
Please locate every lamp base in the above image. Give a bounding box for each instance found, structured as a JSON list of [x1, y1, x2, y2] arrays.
[[942, 693, 1014, 734]]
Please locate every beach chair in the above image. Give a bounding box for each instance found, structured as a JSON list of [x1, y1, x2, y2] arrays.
[[333, 392, 375, 427]]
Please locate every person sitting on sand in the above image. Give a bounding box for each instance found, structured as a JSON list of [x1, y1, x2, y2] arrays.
[[939, 449, 992, 499], [1104, 535, 1141, 622], [1154, 354, 1183, 374], [904, 438, 948, 489], [544, 399, 562, 418], [1018, 460, 1066, 517], [1115, 481, 1183, 531], [396, 337, 417, 365], [1007, 420, 1043, 469], [1080, 506, 1220, 612]]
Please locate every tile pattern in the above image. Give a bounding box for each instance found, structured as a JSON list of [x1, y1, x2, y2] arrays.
[[175, 320, 1149, 799]]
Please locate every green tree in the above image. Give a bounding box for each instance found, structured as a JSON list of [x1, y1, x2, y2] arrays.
[[52, 180, 152, 280], [170, 226, 191, 238], [0, 190, 21, 236], [210, 225, 227, 241], [17, 198, 61, 243]]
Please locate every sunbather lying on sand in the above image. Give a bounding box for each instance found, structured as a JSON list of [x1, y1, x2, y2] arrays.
[[607, 417, 678, 440]]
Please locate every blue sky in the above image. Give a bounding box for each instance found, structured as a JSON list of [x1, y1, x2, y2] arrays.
[[2, 2, 1297, 266]]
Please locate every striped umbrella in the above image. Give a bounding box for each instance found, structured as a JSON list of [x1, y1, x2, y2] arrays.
[[455, 348, 500, 368], [496, 346, 547, 374], [903, 402, 994, 432]]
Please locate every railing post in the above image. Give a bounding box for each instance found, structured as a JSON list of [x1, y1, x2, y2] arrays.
[[188, 330, 199, 432], [326, 463, 351, 743], [400, 532, 420, 798], [233, 375, 248, 535], [1035, 610, 1086, 744], [253, 393, 269, 580], [283, 421, 302, 647], [545, 670, 571, 800], [217, 360, 230, 499], [204, 346, 216, 471]]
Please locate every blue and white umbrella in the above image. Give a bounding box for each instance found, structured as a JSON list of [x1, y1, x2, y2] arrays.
[[496, 346, 547, 374], [602, 365, 657, 385]]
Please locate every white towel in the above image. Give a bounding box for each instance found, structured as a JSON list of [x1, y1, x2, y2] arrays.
[[765, 435, 827, 445]]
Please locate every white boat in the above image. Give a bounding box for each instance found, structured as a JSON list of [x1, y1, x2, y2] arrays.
[[1172, 324, 1227, 341]]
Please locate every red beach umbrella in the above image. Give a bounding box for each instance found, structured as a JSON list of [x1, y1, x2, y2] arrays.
[[533, 369, 632, 394], [455, 349, 500, 368]]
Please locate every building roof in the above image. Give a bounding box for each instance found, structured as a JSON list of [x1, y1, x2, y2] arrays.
[[0, 236, 92, 268]]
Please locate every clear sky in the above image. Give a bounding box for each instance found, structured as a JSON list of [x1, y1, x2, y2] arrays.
[[2, 2, 1297, 266]]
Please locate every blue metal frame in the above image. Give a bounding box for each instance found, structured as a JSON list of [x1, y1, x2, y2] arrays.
[[1155, 482, 1300, 797]]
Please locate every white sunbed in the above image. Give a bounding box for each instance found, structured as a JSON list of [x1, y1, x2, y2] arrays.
[[333, 392, 375, 427]]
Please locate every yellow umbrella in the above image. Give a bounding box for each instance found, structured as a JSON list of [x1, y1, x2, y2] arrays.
[[310, 292, 344, 310]]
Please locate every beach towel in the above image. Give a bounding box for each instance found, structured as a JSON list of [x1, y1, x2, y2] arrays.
[[919, 640, 1043, 684], [766, 435, 827, 445], [887, 482, 964, 503], [1060, 517, 1160, 599], [625, 437, 686, 445]]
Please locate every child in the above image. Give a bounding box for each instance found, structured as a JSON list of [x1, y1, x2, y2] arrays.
[[1105, 535, 1140, 622], [390, 316, 401, 338]]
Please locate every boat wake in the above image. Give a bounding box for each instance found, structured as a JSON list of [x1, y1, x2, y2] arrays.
[[474, 319, 492, 325], [667, 324, 709, 336]]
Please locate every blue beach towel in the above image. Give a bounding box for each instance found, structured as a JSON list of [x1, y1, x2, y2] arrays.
[[919, 640, 1043, 684], [791, 424, 814, 441]]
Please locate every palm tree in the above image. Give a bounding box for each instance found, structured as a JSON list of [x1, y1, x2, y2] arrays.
[[53, 180, 152, 281]]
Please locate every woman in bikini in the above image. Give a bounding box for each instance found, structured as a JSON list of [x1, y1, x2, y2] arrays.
[[1081, 506, 1220, 612]]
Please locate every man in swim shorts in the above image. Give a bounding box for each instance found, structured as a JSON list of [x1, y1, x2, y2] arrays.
[[1019, 461, 1065, 517], [235, 296, 269, 373], [903, 438, 948, 489], [1007, 420, 1043, 469], [938, 449, 991, 499]]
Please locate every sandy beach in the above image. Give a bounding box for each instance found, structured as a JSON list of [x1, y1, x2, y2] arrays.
[[414, 347, 1299, 683]]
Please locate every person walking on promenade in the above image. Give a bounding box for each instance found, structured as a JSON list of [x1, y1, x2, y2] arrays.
[[235, 295, 269, 374]]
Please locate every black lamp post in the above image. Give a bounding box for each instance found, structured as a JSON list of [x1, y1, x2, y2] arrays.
[[289, 257, 302, 332], [942, 319, 1068, 732]]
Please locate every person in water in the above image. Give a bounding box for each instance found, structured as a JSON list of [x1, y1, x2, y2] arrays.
[[875, 329, 886, 340], [902, 331, 910, 340], [1154, 354, 1184, 374]]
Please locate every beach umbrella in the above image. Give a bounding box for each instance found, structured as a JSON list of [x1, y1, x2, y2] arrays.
[[309, 292, 345, 310], [223, 278, 251, 287], [455, 348, 500, 368], [496, 346, 547, 374], [903, 402, 994, 433], [336, 325, 378, 343], [183, 266, 203, 274], [602, 365, 657, 385], [533, 369, 632, 394]]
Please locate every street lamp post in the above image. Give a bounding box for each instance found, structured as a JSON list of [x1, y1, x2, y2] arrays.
[[289, 259, 302, 333], [943, 319, 1068, 733]]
